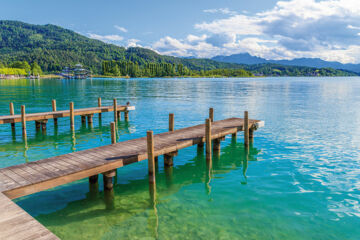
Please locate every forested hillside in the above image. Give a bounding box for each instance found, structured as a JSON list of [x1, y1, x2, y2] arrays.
[[0, 20, 356, 77], [0, 20, 243, 74]]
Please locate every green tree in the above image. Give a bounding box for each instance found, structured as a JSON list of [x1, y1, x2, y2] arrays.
[[31, 62, 43, 75]]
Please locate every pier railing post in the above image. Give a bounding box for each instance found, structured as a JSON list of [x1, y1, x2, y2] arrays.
[[169, 113, 174, 132], [147, 131, 156, 184], [110, 122, 116, 144], [70, 102, 75, 131], [21, 105, 27, 140], [209, 108, 214, 122], [205, 118, 212, 161], [244, 111, 249, 147], [98, 97, 102, 119], [113, 98, 117, 123], [52, 99, 58, 126], [9, 102, 15, 131]]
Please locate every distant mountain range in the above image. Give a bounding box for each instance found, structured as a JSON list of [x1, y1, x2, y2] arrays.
[[212, 53, 360, 73]]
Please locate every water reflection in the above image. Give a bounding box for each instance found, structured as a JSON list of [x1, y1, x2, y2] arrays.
[[29, 141, 260, 239]]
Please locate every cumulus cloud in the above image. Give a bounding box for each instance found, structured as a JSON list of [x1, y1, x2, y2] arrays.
[[88, 33, 124, 42], [152, 0, 360, 63], [114, 25, 128, 33], [127, 39, 141, 47]]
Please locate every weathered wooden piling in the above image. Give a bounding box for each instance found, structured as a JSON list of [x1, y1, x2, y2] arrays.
[[169, 113, 174, 132], [244, 111, 249, 147], [70, 102, 75, 131], [164, 113, 176, 166], [147, 131, 156, 183], [41, 120, 47, 133], [87, 114, 93, 127], [21, 105, 27, 140], [35, 121, 41, 131], [52, 99, 57, 126], [205, 118, 212, 161], [81, 115, 86, 125], [113, 98, 117, 122], [98, 97, 102, 119], [88, 175, 99, 199], [209, 108, 214, 122], [213, 138, 221, 155], [103, 170, 116, 191], [110, 122, 116, 144], [9, 102, 15, 131], [124, 110, 129, 121]]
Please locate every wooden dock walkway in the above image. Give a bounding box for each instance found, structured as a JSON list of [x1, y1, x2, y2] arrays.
[[0, 105, 134, 124], [0, 114, 264, 239], [0, 192, 59, 240]]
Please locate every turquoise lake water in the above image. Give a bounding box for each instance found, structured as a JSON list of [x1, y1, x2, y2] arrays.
[[0, 77, 359, 239]]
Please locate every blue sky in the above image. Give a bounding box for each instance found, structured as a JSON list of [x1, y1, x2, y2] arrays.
[[2, 0, 360, 63]]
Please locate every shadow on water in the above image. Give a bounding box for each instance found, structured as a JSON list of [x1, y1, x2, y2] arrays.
[[33, 141, 260, 239]]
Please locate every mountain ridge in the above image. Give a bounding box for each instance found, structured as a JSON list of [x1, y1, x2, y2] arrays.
[[212, 53, 360, 73]]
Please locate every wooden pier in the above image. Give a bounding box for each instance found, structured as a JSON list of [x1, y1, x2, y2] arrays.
[[0, 111, 264, 239], [0, 98, 135, 140]]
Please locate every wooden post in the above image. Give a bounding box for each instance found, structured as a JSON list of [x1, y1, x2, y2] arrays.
[[35, 121, 41, 131], [81, 115, 86, 125], [98, 97, 102, 119], [70, 102, 75, 131], [88, 175, 99, 199], [52, 99, 58, 126], [169, 113, 174, 132], [110, 122, 116, 144], [124, 111, 129, 121], [249, 127, 254, 143], [9, 102, 15, 130], [41, 121, 47, 133], [209, 108, 214, 122], [21, 105, 27, 140], [147, 131, 156, 183], [113, 98, 117, 122], [205, 118, 212, 161], [213, 138, 221, 155], [117, 111, 121, 121], [103, 170, 116, 191], [244, 111, 249, 147], [87, 114, 93, 127], [164, 154, 174, 167]]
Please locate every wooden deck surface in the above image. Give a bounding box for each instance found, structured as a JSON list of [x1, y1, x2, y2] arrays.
[[0, 117, 261, 199], [0, 105, 135, 124], [0, 192, 59, 240]]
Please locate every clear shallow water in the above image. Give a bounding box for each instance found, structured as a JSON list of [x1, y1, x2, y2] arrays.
[[0, 77, 359, 239]]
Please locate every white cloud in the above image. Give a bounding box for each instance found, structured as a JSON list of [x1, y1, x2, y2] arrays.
[[127, 39, 141, 47], [114, 25, 128, 33], [153, 0, 360, 63], [203, 8, 237, 15], [88, 33, 124, 42]]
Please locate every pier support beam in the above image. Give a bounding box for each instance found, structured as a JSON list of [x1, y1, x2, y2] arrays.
[[209, 108, 214, 122], [52, 99, 58, 126], [87, 114, 93, 127], [244, 111, 249, 148], [249, 127, 254, 143], [164, 151, 178, 167], [113, 98, 118, 123], [35, 121, 41, 131], [124, 111, 129, 121], [9, 102, 15, 131], [169, 113, 174, 132], [205, 118, 212, 161], [41, 120, 47, 133], [117, 111, 121, 121], [110, 122, 116, 144], [81, 115, 86, 125], [70, 102, 75, 131], [103, 170, 116, 191], [147, 131, 156, 184], [88, 175, 99, 199], [21, 105, 27, 140], [98, 97, 102, 120], [213, 138, 221, 155]]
